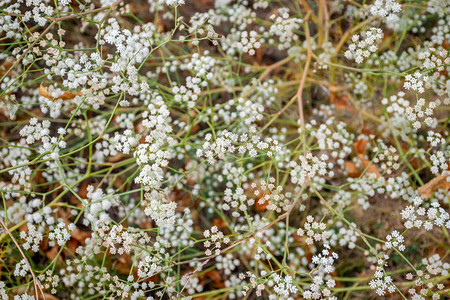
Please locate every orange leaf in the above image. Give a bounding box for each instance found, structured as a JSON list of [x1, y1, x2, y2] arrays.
[[40, 293, 59, 300], [357, 154, 381, 178], [256, 198, 269, 211], [45, 246, 61, 261], [330, 93, 354, 112], [213, 218, 226, 229], [71, 229, 91, 244], [39, 83, 82, 101], [204, 270, 222, 283], [345, 161, 360, 178], [418, 174, 450, 198], [354, 139, 367, 155]]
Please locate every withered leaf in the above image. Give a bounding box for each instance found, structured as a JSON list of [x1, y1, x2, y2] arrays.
[[418, 174, 450, 198], [39, 83, 82, 101], [357, 154, 381, 178]]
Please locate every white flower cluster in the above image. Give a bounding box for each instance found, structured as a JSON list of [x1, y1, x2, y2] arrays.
[[97, 20, 163, 97], [311, 244, 339, 274], [344, 28, 383, 64], [49, 222, 75, 247], [20, 223, 43, 252], [372, 141, 400, 175], [197, 128, 281, 164], [369, 0, 402, 27], [369, 262, 396, 296], [312, 119, 354, 165], [216, 253, 240, 275], [158, 209, 194, 253], [269, 273, 298, 300], [384, 230, 405, 251], [401, 197, 450, 230], [102, 224, 134, 255], [203, 226, 230, 256], [13, 259, 29, 277], [0, 281, 7, 299], [328, 221, 359, 249], [382, 92, 437, 131], [164, 0, 185, 5], [406, 254, 448, 300], [427, 131, 445, 147], [222, 186, 255, 217], [129, 101, 174, 188], [268, 8, 303, 50], [236, 31, 261, 55], [429, 151, 448, 174], [253, 178, 291, 213], [143, 190, 177, 226], [218, 97, 265, 126], [172, 53, 216, 108], [297, 215, 330, 245], [240, 272, 265, 297], [303, 276, 337, 300], [83, 185, 119, 228], [404, 72, 429, 94], [137, 254, 163, 278], [113, 129, 138, 155], [421, 254, 449, 277], [290, 153, 330, 186]]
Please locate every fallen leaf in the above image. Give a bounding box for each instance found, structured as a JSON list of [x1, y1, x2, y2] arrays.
[[45, 246, 61, 261], [0, 60, 13, 77], [354, 139, 367, 155], [39, 83, 82, 101], [345, 161, 360, 178], [40, 293, 59, 300], [62, 239, 79, 257], [213, 218, 226, 229], [330, 92, 354, 112], [201, 269, 225, 288], [418, 174, 450, 198], [71, 229, 91, 244], [353, 139, 380, 178], [115, 253, 132, 274], [256, 198, 269, 211], [204, 270, 221, 283], [357, 154, 381, 178]]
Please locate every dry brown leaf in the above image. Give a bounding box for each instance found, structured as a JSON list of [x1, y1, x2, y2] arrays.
[[62, 239, 79, 257], [357, 154, 381, 178], [40, 293, 60, 300], [354, 139, 367, 155], [202, 269, 225, 288], [115, 253, 132, 274], [213, 218, 226, 229], [0, 60, 13, 77], [45, 246, 61, 261], [39, 83, 82, 101], [353, 139, 380, 178], [205, 270, 222, 283], [418, 174, 450, 198], [71, 229, 91, 244], [256, 198, 269, 211], [345, 161, 360, 178], [330, 92, 354, 112], [107, 153, 125, 163]]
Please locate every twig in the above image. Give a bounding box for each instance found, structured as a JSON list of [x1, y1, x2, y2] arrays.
[[257, 11, 313, 135], [258, 56, 294, 81], [296, 11, 313, 132], [0, 219, 45, 300], [50, 0, 123, 22]]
